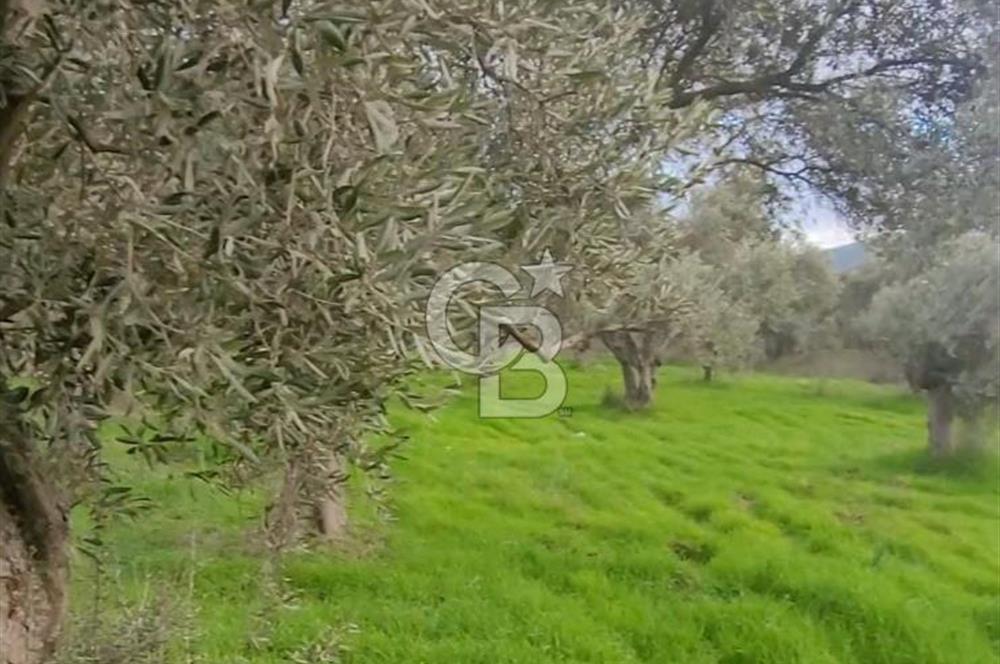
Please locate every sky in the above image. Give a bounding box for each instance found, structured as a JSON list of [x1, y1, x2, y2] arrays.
[[661, 154, 859, 250], [790, 194, 857, 249], [662, 160, 859, 250]]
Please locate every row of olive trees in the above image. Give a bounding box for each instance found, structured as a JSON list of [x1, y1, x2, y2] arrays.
[[0, 1, 991, 660], [539, 0, 990, 409], [568, 174, 842, 410], [677, 177, 841, 377], [0, 1, 707, 661]]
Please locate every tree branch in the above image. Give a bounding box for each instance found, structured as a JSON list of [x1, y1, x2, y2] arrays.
[[660, 0, 722, 94], [669, 52, 980, 109], [715, 157, 827, 189]]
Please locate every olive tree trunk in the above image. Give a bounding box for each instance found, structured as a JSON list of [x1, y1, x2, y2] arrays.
[[267, 450, 348, 548], [600, 330, 660, 410], [926, 385, 955, 458], [0, 431, 69, 664], [314, 453, 348, 541]]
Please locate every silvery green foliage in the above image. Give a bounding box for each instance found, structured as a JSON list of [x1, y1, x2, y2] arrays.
[[3, 1, 503, 495], [787, 41, 998, 250], [674, 176, 841, 360], [0, 1, 708, 503], [846, 73, 998, 415], [583, 173, 841, 375], [880, 72, 1000, 274], [631, 0, 990, 216], [719, 239, 840, 359], [677, 171, 839, 355], [654, 251, 761, 371], [676, 174, 779, 261], [861, 232, 1000, 412]]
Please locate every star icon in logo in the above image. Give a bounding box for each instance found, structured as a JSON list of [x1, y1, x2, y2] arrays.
[[521, 249, 573, 297]]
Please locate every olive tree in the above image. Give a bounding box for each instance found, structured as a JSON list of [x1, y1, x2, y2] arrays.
[[852, 69, 999, 457], [0, 1, 718, 659], [659, 252, 760, 383], [598, 0, 992, 400], [676, 176, 841, 362], [565, 178, 839, 406], [408, 10, 715, 410], [0, 2, 508, 658], [637, 0, 990, 197], [569, 241, 759, 406], [675, 173, 779, 260], [861, 233, 999, 457], [712, 239, 838, 361]]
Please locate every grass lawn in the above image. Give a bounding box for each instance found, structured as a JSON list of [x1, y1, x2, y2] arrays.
[[67, 363, 1000, 663]]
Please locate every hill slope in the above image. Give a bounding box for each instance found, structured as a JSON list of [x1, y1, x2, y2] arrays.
[[67, 365, 999, 663]]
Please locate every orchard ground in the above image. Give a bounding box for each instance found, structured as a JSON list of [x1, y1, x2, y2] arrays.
[[66, 363, 999, 663]]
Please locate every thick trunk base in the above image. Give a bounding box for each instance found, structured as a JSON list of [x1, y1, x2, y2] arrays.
[[927, 385, 954, 458], [267, 453, 349, 548], [0, 422, 68, 664], [1, 499, 36, 664], [314, 453, 348, 541], [315, 495, 348, 541], [620, 361, 655, 410], [0, 498, 65, 664], [600, 330, 660, 410]]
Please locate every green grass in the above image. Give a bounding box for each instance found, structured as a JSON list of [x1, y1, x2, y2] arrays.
[[68, 363, 1000, 663]]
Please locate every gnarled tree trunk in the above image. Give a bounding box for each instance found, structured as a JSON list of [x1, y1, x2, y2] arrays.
[[0, 431, 69, 664], [600, 330, 660, 410], [267, 450, 349, 549], [314, 453, 348, 541], [926, 385, 955, 458], [908, 344, 962, 458], [620, 361, 655, 409]]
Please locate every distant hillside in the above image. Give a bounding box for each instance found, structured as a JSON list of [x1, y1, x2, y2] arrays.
[[825, 241, 869, 273]]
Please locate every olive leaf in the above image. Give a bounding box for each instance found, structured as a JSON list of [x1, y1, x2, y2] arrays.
[[363, 100, 399, 154]]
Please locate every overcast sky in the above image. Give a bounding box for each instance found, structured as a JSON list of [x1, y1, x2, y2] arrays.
[[663, 160, 859, 250], [789, 193, 856, 249], [749, 190, 858, 249]]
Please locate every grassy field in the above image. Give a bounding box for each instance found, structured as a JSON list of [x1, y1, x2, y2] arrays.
[[66, 363, 999, 663]]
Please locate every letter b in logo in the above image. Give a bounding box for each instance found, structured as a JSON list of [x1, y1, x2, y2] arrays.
[[425, 262, 568, 418]]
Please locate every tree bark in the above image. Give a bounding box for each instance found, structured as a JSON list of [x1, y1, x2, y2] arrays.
[[267, 451, 349, 548], [314, 453, 348, 541], [927, 385, 955, 458], [0, 429, 69, 664], [601, 330, 659, 410], [702, 365, 714, 382], [618, 360, 655, 409]]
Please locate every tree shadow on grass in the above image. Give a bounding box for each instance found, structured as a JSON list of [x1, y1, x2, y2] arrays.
[[677, 377, 736, 391], [838, 445, 1000, 496]]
